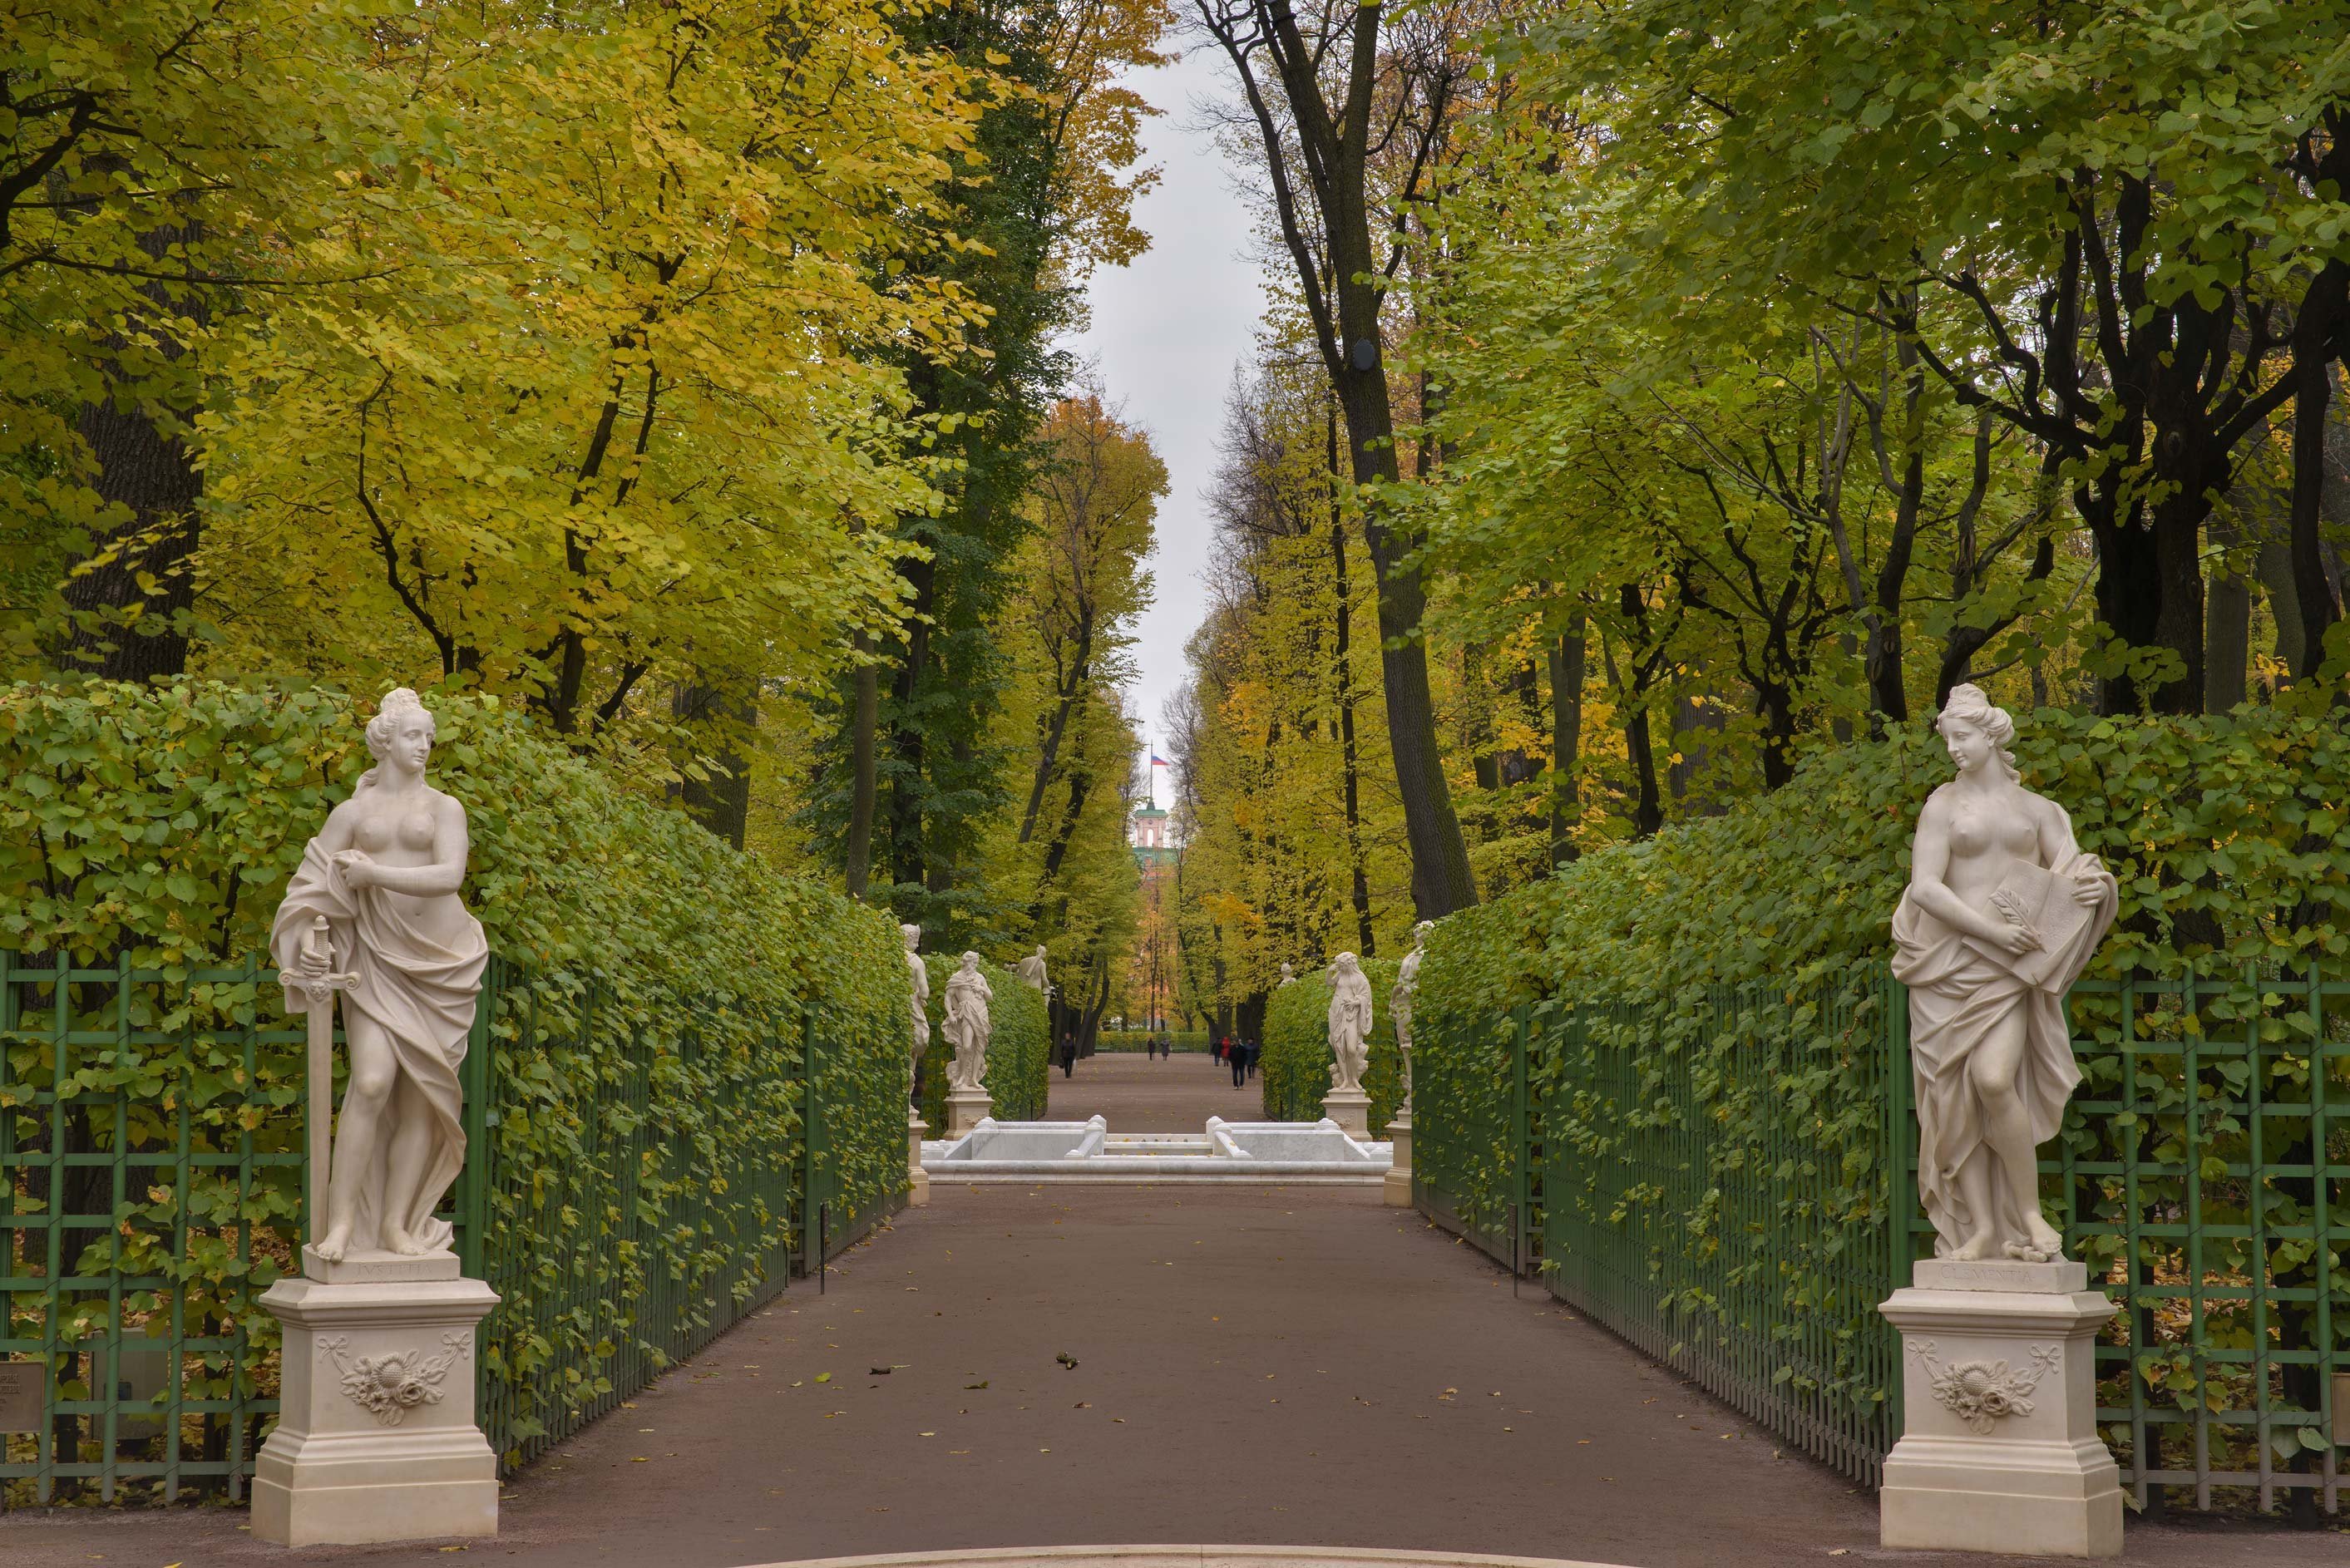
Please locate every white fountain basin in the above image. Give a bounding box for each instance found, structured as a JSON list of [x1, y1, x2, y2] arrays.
[[921, 1115, 1388, 1184]]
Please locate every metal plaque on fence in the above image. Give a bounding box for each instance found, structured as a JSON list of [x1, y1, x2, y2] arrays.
[[0, 1362, 43, 1432]]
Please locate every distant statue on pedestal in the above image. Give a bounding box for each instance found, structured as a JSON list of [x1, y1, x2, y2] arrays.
[[1015, 944, 1049, 992], [1277, 962, 1296, 987], [1326, 952, 1373, 1094], [271, 688, 486, 1266], [902, 923, 930, 1102], [944, 953, 995, 1092], [1893, 684, 2116, 1263], [1392, 920, 1431, 1106]]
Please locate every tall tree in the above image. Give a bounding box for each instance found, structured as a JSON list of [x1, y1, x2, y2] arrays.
[[1192, 0, 1480, 917]]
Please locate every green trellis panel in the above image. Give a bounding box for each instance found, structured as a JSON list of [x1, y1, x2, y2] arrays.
[[2, 949, 877, 1506], [1454, 960, 2350, 1511], [1, 952, 300, 1505]]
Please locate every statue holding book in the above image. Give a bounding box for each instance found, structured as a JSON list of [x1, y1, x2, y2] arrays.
[[1892, 685, 2115, 1264]]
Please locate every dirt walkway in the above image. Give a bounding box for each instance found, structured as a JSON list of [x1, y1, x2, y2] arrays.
[[1046, 1048, 1260, 1132], [1, 1186, 2324, 1568]]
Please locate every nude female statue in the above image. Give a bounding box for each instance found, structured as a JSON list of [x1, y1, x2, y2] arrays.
[[272, 689, 487, 1261], [1892, 685, 2115, 1263], [1326, 952, 1374, 1094]]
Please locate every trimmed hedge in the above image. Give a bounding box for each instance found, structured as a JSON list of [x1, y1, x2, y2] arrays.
[[1424, 707, 2350, 1023], [916, 955, 1048, 1125], [1261, 960, 1404, 1133], [1412, 707, 2350, 1462], [0, 680, 909, 1483]]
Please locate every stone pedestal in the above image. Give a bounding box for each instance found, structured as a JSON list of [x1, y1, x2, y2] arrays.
[[1879, 1259, 2122, 1558], [1382, 1107, 1413, 1206], [1322, 1087, 1371, 1138], [945, 1087, 994, 1137], [906, 1110, 931, 1206], [254, 1263, 500, 1547]]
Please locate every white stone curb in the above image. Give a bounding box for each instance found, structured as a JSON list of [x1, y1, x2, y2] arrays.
[[748, 1547, 1630, 1568]]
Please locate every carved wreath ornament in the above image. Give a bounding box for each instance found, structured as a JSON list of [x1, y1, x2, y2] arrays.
[[1909, 1340, 2061, 1434], [318, 1333, 471, 1427]]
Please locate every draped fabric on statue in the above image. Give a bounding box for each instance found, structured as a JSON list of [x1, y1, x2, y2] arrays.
[[271, 837, 487, 1252], [1890, 849, 2115, 1255]]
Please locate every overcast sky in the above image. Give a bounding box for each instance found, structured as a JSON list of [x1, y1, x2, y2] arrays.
[[1069, 44, 1266, 811]]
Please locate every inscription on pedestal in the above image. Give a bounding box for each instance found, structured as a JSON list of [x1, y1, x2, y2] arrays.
[[1913, 1257, 2087, 1294]]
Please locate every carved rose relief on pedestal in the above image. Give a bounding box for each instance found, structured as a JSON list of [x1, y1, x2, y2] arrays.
[[1908, 1339, 2061, 1434], [319, 1331, 472, 1427]]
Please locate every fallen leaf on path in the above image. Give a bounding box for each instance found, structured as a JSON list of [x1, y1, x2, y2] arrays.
[[1056, 1353, 1078, 1368], [1074, 1401, 1090, 1408], [965, 1381, 989, 1389], [815, 1373, 832, 1383], [870, 1367, 891, 1375]]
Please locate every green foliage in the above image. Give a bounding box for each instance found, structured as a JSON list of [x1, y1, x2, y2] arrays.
[[916, 956, 1049, 1127], [1413, 708, 2350, 1475], [1260, 960, 1402, 1134], [1425, 707, 2350, 1026], [0, 680, 910, 1482]]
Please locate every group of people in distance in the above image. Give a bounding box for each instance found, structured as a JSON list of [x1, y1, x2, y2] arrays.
[[1212, 1033, 1261, 1088]]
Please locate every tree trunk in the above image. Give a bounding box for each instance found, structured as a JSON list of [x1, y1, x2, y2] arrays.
[[886, 551, 936, 894], [2256, 533, 2308, 682], [1330, 473, 1375, 956], [1339, 368, 1477, 918], [671, 680, 753, 849], [1607, 590, 1664, 838], [2203, 521, 2252, 714], [60, 216, 207, 682], [845, 638, 878, 899], [2286, 277, 2346, 680], [1018, 611, 1094, 845], [1546, 613, 1585, 868], [1667, 690, 1730, 812]]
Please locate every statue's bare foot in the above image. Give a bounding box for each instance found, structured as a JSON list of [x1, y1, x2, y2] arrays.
[[381, 1224, 431, 1256], [1949, 1235, 1998, 1261], [2003, 1240, 2052, 1263], [2025, 1213, 2065, 1258], [313, 1226, 352, 1263]]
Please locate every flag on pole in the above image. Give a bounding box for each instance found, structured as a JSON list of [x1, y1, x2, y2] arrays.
[[1149, 754, 1168, 767]]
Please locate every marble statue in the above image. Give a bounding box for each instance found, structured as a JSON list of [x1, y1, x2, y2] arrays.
[[1326, 952, 1374, 1094], [1015, 944, 1049, 992], [1392, 920, 1431, 1101], [1892, 684, 2115, 1264], [1277, 962, 1296, 987], [943, 952, 995, 1092], [271, 688, 486, 1265], [902, 923, 930, 1097]]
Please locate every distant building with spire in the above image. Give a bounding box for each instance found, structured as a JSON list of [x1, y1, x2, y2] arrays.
[[1130, 802, 1175, 870]]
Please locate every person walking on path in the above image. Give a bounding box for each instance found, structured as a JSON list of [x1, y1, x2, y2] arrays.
[[1059, 1031, 1078, 1078], [1230, 1038, 1248, 1089]]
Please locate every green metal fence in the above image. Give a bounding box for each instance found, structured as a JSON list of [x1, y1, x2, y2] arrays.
[[2, 949, 892, 1505], [1, 953, 300, 1504], [1421, 963, 2350, 1511], [1410, 1004, 1530, 1272], [1538, 973, 1907, 1487]]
